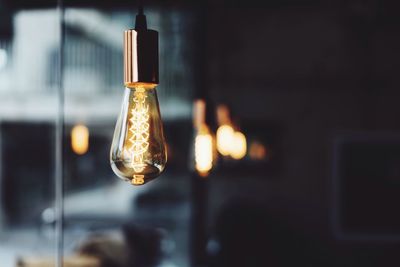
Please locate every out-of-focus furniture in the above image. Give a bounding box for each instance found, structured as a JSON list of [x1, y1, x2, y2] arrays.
[[17, 255, 100, 267]]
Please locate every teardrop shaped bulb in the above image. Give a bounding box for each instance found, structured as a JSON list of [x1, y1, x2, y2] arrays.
[[110, 85, 167, 185]]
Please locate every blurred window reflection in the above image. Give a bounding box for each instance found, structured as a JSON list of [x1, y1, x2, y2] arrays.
[[0, 9, 60, 267]]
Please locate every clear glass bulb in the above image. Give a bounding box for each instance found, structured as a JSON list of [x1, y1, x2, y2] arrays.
[[110, 84, 167, 186]]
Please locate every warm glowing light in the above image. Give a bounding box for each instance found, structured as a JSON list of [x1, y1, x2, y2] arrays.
[[249, 141, 267, 160], [132, 174, 145, 185], [216, 104, 231, 126], [110, 86, 167, 185], [71, 124, 89, 155], [193, 99, 206, 130], [129, 88, 149, 172], [217, 124, 247, 159], [195, 128, 213, 176], [124, 87, 150, 184], [110, 9, 167, 186], [216, 125, 235, 156], [230, 131, 247, 159], [110, 86, 166, 185]]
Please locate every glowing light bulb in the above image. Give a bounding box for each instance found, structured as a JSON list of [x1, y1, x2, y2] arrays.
[[249, 141, 267, 160], [110, 84, 167, 186], [230, 131, 247, 159], [216, 125, 234, 156], [195, 126, 213, 176], [71, 124, 89, 155], [110, 8, 167, 186]]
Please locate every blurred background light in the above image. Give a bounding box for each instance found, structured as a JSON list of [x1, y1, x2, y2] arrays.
[[249, 141, 267, 160], [230, 131, 247, 160], [195, 126, 213, 177], [193, 99, 206, 130], [71, 124, 89, 155], [216, 124, 234, 156]]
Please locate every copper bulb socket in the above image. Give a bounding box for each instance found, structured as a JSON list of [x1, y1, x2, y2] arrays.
[[124, 29, 159, 87]]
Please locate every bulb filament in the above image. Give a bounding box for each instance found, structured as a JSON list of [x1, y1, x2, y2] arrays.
[[127, 87, 150, 176], [132, 175, 145, 185]]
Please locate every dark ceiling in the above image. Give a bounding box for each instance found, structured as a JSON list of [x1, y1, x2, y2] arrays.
[[1, 0, 400, 24], [0, 0, 397, 10]]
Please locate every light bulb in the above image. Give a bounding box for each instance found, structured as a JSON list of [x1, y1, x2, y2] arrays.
[[71, 124, 89, 155], [216, 124, 234, 156], [230, 131, 247, 160], [249, 141, 267, 160], [110, 9, 166, 186], [195, 125, 213, 176], [110, 84, 167, 185]]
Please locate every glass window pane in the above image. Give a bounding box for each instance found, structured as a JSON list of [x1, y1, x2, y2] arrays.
[[0, 7, 60, 267]]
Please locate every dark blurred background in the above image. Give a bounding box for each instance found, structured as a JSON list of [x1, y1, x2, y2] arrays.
[[1, 0, 400, 266]]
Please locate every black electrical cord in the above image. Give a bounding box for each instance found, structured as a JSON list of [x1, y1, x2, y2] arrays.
[[135, 0, 147, 30], [138, 0, 144, 15]]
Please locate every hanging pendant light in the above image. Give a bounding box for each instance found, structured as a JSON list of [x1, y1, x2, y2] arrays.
[[110, 4, 167, 186]]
